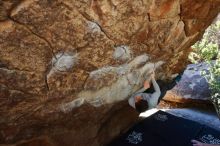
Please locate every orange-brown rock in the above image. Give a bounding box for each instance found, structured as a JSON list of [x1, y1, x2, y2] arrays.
[[0, 0, 220, 146]]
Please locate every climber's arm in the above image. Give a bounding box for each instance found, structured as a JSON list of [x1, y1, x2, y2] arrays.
[[141, 73, 161, 102], [135, 78, 152, 94], [150, 74, 161, 103], [152, 76, 161, 96]]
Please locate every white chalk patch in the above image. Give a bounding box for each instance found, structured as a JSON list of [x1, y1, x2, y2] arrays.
[[78, 59, 165, 107], [89, 65, 129, 80], [53, 52, 78, 72], [87, 97, 104, 107], [154, 61, 165, 68], [127, 71, 140, 85], [58, 54, 165, 111], [89, 66, 116, 79], [128, 54, 149, 69], [87, 21, 101, 33], [47, 52, 78, 79], [113, 45, 132, 61], [60, 98, 85, 113], [116, 65, 129, 75]]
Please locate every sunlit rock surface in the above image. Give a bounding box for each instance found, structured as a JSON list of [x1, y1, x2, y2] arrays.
[[0, 0, 220, 145]]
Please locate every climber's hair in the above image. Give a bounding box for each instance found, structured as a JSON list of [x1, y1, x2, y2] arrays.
[[135, 99, 149, 113]]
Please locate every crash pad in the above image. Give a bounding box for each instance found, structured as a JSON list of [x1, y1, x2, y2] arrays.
[[108, 110, 220, 146]]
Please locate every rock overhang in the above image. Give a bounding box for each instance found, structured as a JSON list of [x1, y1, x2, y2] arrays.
[[0, 0, 220, 145]]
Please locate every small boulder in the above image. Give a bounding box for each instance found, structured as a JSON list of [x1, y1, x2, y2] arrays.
[[163, 62, 212, 105]]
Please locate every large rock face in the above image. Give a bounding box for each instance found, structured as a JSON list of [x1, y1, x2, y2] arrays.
[[0, 0, 220, 145]]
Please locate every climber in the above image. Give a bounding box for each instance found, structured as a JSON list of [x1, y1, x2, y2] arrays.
[[191, 140, 220, 146], [128, 72, 161, 113]]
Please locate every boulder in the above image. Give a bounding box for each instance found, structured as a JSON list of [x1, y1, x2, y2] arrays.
[[0, 0, 220, 145], [163, 62, 212, 105]]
